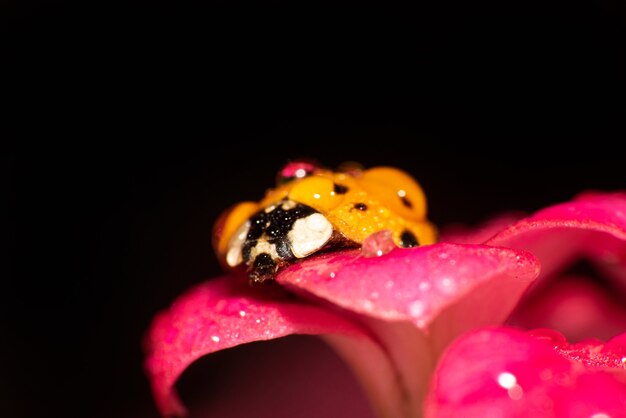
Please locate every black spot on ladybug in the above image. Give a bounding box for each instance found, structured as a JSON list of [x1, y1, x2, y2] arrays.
[[400, 196, 413, 208], [274, 239, 295, 261], [333, 183, 349, 194], [264, 204, 315, 240], [250, 253, 277, 283], [353, 203, 368, 211], [247, 212, 268, 241], [400, 230, 419, 248]]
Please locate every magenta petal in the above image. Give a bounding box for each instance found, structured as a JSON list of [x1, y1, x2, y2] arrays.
[[426, 328, 626, 418], [144, 277, 400, 417], [277, 243, 539, 414], [487, 192, 626, 281], [278, 243, 538, 345]]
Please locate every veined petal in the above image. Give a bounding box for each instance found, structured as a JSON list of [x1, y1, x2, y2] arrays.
[[277, 243, 539, 414], [425, 327, 626, 417], [487, 192, 626, 281], [144, 276, 403, 418]]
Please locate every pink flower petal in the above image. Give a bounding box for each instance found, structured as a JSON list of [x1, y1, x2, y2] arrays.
[[426, 327, 626, 418], [278, 243, 538, 347], [277, 243, 539, 413], [144, 277, 402, 417], [508, 275, 626, 342], [487, 192, 626, 281]]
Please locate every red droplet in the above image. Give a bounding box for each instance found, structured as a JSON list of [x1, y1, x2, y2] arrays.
[[277, 160, 318, 184], [362, 230, 396, 258]]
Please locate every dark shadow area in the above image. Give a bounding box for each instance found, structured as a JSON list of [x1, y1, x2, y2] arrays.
[[178, 336, 375, 418]]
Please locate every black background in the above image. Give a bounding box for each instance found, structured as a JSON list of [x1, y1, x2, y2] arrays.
[[5, 0, 626, 417]]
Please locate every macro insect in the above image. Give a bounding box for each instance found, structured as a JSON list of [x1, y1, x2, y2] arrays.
[[213, 161, 436, 283]]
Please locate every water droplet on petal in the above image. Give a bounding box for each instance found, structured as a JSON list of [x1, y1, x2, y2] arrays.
[[437, 277, 457, 294], [497, 372, 517, 389], [215, 298, 249, 317], [211, 335, 220, 343], [362, 229, 396, 258], [554, 372, 572, 386], [409, 300, 425, 317], [507, 384, 524, 400], [539, 369, 553, 381]]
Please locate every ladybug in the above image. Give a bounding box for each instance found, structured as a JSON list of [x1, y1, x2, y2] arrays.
[[213, 161, 436, 283]]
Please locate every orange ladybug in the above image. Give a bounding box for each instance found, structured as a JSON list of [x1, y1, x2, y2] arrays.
[[214, 161, 436, 283]]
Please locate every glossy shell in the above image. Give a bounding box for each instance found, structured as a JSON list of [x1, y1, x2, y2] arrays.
[[214, 161, 437, 282]]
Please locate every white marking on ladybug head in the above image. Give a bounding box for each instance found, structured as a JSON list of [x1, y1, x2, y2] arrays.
[[288, 213, 333, 258], [249, 240, 280, 262], [226, 220, 250, 267]]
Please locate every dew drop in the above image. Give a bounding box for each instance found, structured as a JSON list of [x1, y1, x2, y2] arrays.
[[437, 277, 456, 293], [554, 372, 572, 386], [497, 373, 524, 399], [211, 335, 220, 343], [409, 300, 425, 317], [329, 272, 336, 279], [539, 369, 553, 381], [216, 299, 249, 317], [507, 385, 524, 400], [239, 310, 246, 318], [497, 372, 517, 389], [419, 281, 431, 292], [362, 229, 396, 258]]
